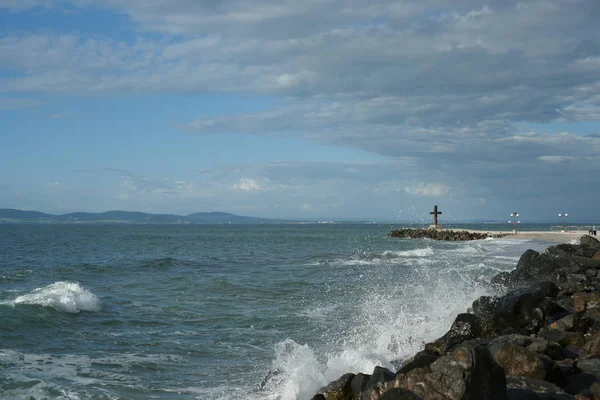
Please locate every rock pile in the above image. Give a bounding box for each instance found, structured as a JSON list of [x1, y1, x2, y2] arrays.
[[310, 235, 600, 399], [388, 228, 505, 241]]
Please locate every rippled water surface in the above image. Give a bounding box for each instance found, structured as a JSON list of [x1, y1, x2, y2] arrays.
[[0, 224, 555, 399]]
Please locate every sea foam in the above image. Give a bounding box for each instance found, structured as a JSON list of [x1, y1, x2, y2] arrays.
[[14, 281, 100, 313]]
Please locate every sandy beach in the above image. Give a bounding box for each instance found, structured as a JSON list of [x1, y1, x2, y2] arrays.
[[464, 229, 596, 244]]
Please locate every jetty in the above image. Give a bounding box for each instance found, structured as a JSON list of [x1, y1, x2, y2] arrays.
[[388, 228, 505, 241]]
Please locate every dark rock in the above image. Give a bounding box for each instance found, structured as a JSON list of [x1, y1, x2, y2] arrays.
[[581, 235, 600, 251], [513, 253, 563, 283], [377, 388, 422, 399], [311, 375, 354, 400], [311, 395, 327, 400], [506, 376, 574, 399], [425, 313, 482, 355], [565, 373, 600, 397], [388, 228, 504, 241], [584, 269, 599, 279], [554, 297, 575, 314], [491, 271, 514, 287], [578, 308, 600, 334], [538, 353, 569, 388], [559, 282, 589, 296], [495, 286, 559, 333], [489, 333, 533, 348], [316, 373, 355, 400], [396, 350, 438, 375], [582, 332, 600, 355], [574, 293, 600, 313], [472, 295, 501, 319], [350, 373, 370, 399], [394, 343, 507, 400], [259, 369, 282, 390], [490, 343, 546, 380], [549, 314, 575, 331], [362, 366, 395, 400], [577, 359, 600, 377], [539, 330, 585, 348]]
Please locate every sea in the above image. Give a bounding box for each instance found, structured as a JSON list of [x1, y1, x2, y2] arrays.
[[0, 223, 568, 399]]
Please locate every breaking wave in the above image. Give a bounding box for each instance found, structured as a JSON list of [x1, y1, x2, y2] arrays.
[[11, 281, 100, 313]]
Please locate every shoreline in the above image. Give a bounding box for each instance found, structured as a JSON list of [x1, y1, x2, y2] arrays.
[[467, 229, 590, 245], [310, 234, 600, 399]]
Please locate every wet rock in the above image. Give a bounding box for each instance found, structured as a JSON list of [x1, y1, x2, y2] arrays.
[[582, 332, 600, 355], [396, 350, 438, 375], [506, 376, 573, 399], [472, 295, 501, 319], [393, 343, 507, 400], [425, 313, 482, 355], [538, 353, 569, 388], [362, 366, 395, 400], [350, 373, 370, 399], [549, 314, 575, 331], [564, 373, 600, 398], [490, 343, 546, 380], [539, 330, 585, 348], [581, 235, 600, 251], [316, 373, 355, 400], [259, 369, 282, 390], [574, 293, 600, 313], [377, 388, 422, 400], [388, 228, 504, 241]]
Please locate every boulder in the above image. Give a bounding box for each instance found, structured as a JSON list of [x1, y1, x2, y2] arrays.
[[582, 332, 600, 355], [393, 343, 507, 400], [315, 373, 355, 400], [472, 296, 501, 320], [581, 235, 600, 251], [350, 373, 370, 399], [362, 366, 395, 400], [425, 313, 483, 355], [490, 343, 546, 380], [377, 388, 422, 399], [549, 314, 575, 331], [506, 376, 573, 399], [573, 293, 600, 313], [396, 350, 438, 375]]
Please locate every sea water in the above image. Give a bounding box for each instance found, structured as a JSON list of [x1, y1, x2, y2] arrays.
[[0, 224, 558, 399]]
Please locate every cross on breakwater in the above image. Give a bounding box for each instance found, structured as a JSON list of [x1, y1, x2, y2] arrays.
[[430, 205, 442, 227]]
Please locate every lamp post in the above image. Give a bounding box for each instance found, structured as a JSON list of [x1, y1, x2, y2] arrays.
[[509, 212, 520, 233], [559, 213, 568, 232]]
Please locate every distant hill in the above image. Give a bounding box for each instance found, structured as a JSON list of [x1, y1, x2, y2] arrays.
[[0, 209, 286, 224]]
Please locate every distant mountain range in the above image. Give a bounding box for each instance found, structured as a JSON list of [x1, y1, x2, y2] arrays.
[[0, 209, 288, 224]]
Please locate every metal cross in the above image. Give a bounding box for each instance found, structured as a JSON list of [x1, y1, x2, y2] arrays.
[[430, 205, 442, 226]]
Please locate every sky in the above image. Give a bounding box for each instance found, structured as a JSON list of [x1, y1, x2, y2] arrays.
[[1, 0, 599, 223]]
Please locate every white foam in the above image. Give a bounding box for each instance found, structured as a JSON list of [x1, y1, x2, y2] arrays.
[[382, 247, 434, 257], [259, 238, 531, 400], [13, 281, 100, 313]]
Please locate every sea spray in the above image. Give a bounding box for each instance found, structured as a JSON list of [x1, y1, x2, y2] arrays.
[[13, 281, 100, 313], [261, 239, 514, 400]]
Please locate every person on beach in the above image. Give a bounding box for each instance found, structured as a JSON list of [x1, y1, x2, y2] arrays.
[[594, 225, 598, 236]]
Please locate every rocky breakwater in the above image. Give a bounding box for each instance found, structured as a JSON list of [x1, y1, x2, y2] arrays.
[[388, 228, 505, 241], [310, 235, 600, 399]]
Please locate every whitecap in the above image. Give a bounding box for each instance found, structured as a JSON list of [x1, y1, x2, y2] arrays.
[[13, 281, 100, 313]]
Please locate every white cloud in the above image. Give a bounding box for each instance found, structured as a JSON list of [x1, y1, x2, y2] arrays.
[[537, 156, 577, 163], [405, 183, 450, 197], [230, 178, 261, 191]]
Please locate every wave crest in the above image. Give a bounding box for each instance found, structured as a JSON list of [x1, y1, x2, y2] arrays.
[[14, 281, 100, 313]]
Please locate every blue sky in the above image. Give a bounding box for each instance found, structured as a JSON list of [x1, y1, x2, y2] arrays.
[[1, 0, 599, 222]]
